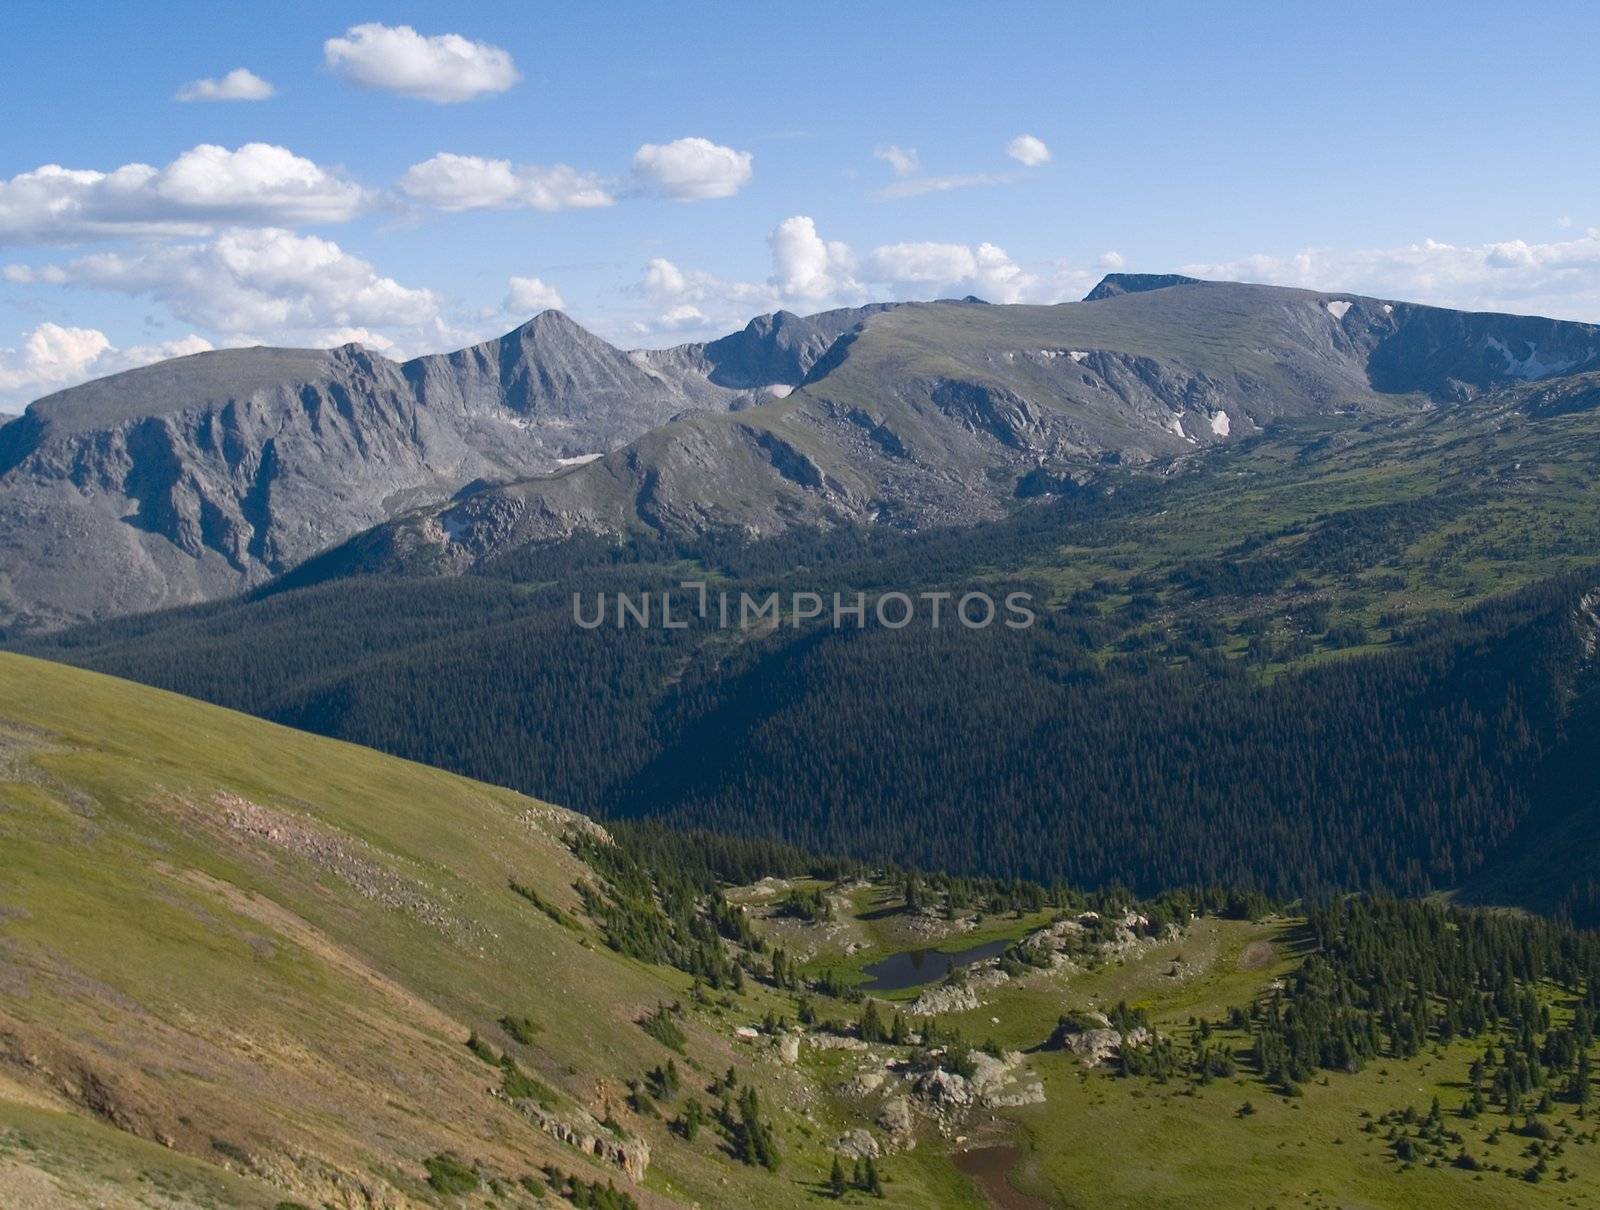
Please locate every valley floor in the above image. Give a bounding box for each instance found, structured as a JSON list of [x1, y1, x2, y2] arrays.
[[5, 654, 1600, 1209]]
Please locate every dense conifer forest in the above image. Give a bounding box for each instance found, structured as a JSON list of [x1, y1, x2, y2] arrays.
[[20, 483, 1599, 907]]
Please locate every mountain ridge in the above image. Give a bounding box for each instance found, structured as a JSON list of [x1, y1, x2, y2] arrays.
[[5, 278, 1600, 633], [0, 306, 883, 633], [294, 279, 1600, 581]]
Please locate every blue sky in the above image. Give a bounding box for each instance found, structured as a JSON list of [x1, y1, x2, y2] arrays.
[[3, 0, 1599, 406]]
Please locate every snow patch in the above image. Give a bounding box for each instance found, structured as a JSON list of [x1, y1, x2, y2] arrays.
[[1485, 335, 1582, 380], [1069, 350, 1089, 363], [1381, 303, 1394, 315], [1168, 414, 1197, 443], [557, 453, 603, 467], [1211, 410, 1231, 437], [764, 383, 794, 398], [1324, 300, 1352, 319]]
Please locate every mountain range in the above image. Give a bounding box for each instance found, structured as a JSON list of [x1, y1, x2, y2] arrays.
[[4, 273, 1599, 633], [0, 303, 885, 632]]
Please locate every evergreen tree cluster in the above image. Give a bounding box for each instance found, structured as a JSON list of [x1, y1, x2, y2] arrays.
[[1244, 898, 1600, 1104]]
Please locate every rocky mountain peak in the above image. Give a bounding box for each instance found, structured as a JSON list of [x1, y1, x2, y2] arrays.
[[1084, 272, 1202, 301], [505, 308, 591, 342]]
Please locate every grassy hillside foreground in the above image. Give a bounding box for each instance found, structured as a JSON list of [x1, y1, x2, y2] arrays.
[[0, 653, 979, 1208], [7, 653, 1600, 1209]]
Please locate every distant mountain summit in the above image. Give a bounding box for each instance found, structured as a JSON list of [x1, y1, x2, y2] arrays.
[[1082, 272, 1202, 301]]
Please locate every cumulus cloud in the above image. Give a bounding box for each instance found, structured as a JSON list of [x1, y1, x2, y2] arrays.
[[632, 217, 1069, 340], [643, 257, 695, 302], [175, 68, 275, 102], [504, 275, 564, 313], [397, 153, 612, 212], [638, 255, 765, 319], [768, 216, 857, 302], [0, 323, 109, 395], [632, 137, 753, 201], [6, 227, 440, 343], [0, 323, 212, 406], [0, 144, 366, 244], [1006, 134, 1051, 167], [1183, 229, 1600, 322], [324, 23, 518, 102], [865, 240, 1038, 302], [654, 303, 709, 330], [873, 145, 920, 178], [1098, 250, 1127, 270]]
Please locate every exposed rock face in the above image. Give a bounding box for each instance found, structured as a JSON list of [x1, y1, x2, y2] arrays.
[[834, 1128, 882, 1159], [844, 1070, 886, 1097], [907, 1049, 1044, 1113], [692, 304, 899, 390], [909, 982, 981, 1016], [913, 1067, 973, 1107], [497, 1094, 649, 1182], [1057, 1024, 1152, 1068], [876, 1096, 916, 1147], [1082, 272, 1202, 301], [0, 310, 839, 634]]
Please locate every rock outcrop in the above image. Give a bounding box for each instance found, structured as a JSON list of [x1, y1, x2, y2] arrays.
[[908, 981, 981, 1016], [497, 1094, 649, 1182], [833, 1129, 882, 1160]]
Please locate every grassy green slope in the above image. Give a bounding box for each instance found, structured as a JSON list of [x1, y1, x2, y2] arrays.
[[0, 653, 975, 1209], [738, 884, 1600, 1210]]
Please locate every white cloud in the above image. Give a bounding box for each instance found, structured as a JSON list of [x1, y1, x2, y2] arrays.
[[1098, 250, 1127, 270], [0, 323, 213, 406], [654, 303, 709, 330], [0, 144, 366, 244], [315, 326, 396, 352], [397, 153, 612, 212], [1006, 134, 1051, 167], [643, 257, 694, 302], [504, 276, 564, 313], [632, 137, 753, 201], [769, 216, 857, 302], [324, 23, 518, 103], [863, 241, 979, 284], [1183, 229, 1600, 322], [872, 172, 1014, 201], [873, 145, 920, 178], [0, 323, 109, 394], [866, 240, 1038, 302], [175, 68, 275, 102], [7, 227, 440, 344], [630, 218, 1068, 341], [636, 255, 767, 332]]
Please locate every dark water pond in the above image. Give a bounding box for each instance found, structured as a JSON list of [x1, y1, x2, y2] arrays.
[[858, 937, 1010, 991], [953, 1145, 1052, 1210]]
